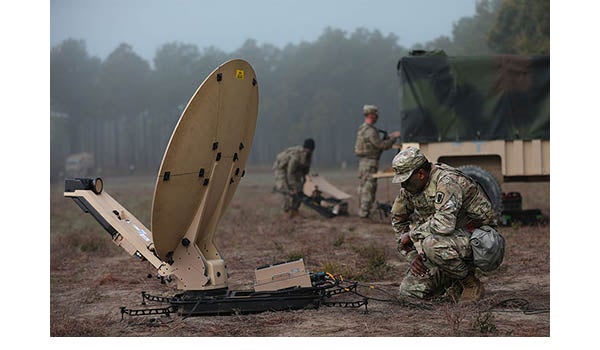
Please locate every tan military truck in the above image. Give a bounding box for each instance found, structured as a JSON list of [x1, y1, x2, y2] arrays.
[[65, 152, 95, 178], [375, 51, 549, 222]]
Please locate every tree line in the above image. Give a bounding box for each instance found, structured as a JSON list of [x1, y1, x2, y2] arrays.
[[50, 0, 549, 179]]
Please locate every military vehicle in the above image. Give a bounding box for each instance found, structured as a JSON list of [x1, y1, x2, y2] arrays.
[[376, 51, 549, 221], [65, 152, 95, 178]]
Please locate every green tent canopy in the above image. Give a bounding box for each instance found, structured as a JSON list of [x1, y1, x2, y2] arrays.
[[397, 51, 549, 142]]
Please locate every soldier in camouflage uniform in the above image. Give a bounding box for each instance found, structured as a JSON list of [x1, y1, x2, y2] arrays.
[[354, 105, 401, 219], [390, 147, 499, 302], [273, 138, 315, 218]]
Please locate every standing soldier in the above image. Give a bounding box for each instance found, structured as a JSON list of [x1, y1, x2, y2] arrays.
[[354, 105, 401, 219], [273, 138, 315, 219]]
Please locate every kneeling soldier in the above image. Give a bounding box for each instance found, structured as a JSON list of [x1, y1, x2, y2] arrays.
[[390, 147, 500, 301]]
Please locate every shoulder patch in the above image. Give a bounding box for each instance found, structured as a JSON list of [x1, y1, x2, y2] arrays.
[[435, 191, 445, 204]]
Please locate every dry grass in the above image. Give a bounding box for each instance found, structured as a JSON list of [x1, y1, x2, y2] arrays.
[[50, 316, 113, 337], [50, 169, 550, 337]]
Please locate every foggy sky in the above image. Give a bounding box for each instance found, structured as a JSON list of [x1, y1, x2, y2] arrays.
[[51, 0, 476, 61]]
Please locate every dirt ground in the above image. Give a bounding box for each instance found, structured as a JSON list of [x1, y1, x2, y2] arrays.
[[50, 168, 550, 337]]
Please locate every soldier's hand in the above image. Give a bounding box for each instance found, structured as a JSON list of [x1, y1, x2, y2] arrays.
[[399, 232, 414, 254], [400, 232, 412, 246], [390, 131, 401, 138], [409, 254, 429, 277]]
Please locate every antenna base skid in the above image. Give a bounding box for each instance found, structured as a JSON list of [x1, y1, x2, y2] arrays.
[[170, 287, 324, 316]]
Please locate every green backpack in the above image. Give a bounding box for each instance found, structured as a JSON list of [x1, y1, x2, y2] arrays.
[[470, 226, 505, 272]]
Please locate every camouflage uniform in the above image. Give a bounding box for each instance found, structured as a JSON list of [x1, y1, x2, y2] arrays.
[[273, 146, 312, 212], [390, 148, 497, 299], [354, 122, 397, 218]]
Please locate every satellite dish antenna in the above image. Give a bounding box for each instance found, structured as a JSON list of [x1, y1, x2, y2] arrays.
[[65, 60, 363, 315], [150, 59, 258, 289]]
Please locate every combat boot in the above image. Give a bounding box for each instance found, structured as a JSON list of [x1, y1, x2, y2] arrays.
[[442, 282, 463, 303], [459, 273, 484, 301]]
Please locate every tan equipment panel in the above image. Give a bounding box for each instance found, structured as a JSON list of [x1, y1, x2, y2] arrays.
[[303, 174, 351, 200], [254, 259, 312, 292]]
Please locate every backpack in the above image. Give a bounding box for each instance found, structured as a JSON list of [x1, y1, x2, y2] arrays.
[[354, 124, 375, 157], [273, 146, 299, 170], [470, 225, 505, 272]]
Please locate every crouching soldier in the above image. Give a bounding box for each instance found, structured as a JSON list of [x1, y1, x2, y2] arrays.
[[273, 138, 315, 218], [390, 147, 504, 302]]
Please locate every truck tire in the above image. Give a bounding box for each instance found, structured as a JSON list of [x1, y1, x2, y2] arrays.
[[458, 165, 503, 215]]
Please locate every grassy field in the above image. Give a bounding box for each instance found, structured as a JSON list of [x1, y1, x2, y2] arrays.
[[50, 168, 550, 337]]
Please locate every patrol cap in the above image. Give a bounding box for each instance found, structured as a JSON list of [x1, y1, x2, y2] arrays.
[[391, 147, 428, 184], [363, 104, 378, 115], [303, 138, 315, 151]]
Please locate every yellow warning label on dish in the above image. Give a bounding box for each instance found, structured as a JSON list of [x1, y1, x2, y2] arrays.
[[236, 69, 245, 80]]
